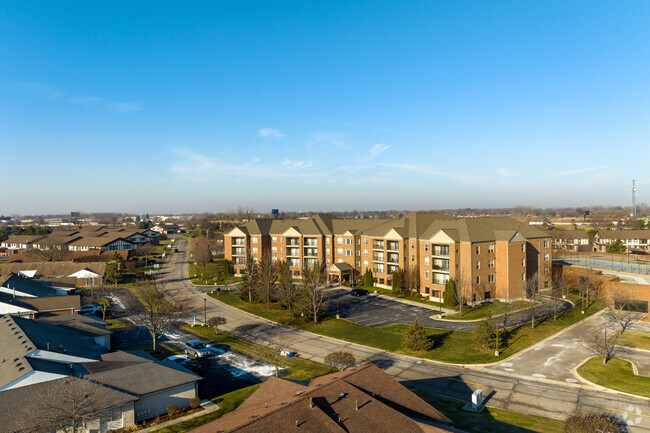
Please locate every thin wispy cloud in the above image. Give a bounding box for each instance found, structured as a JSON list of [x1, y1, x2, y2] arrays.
[[378, 162, 478, 182], [109, 102, 143, 113], [367, 143, 392, 159], [497, 168, 515, 177], [257, 128, 286, 138], [306, 131, 351, 150], [532, 165, 608, 180], [8, 81, 67, 99], [170, 148, 315, 181]]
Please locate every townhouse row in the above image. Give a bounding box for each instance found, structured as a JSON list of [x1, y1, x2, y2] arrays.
[[225, 213, 552, 302]]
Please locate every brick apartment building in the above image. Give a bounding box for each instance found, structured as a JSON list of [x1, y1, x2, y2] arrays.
[[224, 212, 552, 302]]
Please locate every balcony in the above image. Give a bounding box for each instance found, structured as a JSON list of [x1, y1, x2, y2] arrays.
[[286, 238, 300, 246], [386, 241, 399, 251], [373, 240, 385, 250], [234, 257, 245, 265], [432, 245, 450, 257], [373, 252, 385, 262], [387, 253, 399, 264], [232, 247, 245, 256], [287, 248, 300, 257], [373, 265, 385, 274], [432, 259, 449, 271], [304, 238, 318, 246], [304, 248, 318, 257], [387, 265, 400, 274], [304, 258, 319, 268], [233, 238, 245, 246]]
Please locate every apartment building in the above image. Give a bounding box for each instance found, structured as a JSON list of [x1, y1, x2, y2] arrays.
[[594, 230, 650, 253], [225, 212, 552, 302], [549, 230, 591, 252]]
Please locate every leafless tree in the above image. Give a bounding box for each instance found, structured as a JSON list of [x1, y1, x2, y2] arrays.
[[98, 297, 111, 321], [31, 241, 63, 262], [302, 261, 325, 323], [16, 376, 123, 433], [240, 258, 258, 303], [133, 281, 178, 351], [268, 330, 288, 378], [277, 261, 300, 314], [551, 271, 566, 321], [577, 267, 600, 314], [583, 324, 620, 365], [324, 349, 356, 371], [134, 243, 154, 266], [453, 275, 473, 317], [606, 286, 633, 335], [193, 236, 212, 275], [524, 272, 540, 328], [207, 316, 227, 334], [256, 254, 278, 309]]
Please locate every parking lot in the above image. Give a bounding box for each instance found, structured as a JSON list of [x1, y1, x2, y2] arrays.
[[322, 288, 462, 329]]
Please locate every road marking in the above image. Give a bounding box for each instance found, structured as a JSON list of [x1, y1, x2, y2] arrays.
[[447, 377, 484, 387], [603, 408, 650, 419], [353, 355, 367, 361]]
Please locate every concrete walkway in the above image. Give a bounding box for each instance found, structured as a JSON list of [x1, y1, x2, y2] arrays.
[[157, 237, 650, 432]]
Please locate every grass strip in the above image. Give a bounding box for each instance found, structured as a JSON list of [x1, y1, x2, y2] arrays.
[[577, 357, 650, 398]]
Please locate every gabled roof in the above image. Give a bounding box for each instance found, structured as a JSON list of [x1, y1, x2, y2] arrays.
[[549, 230, 590, 240], [0, 235, 46, 245], [0, 262, 106, 278], [38, 312, 110, 336], [0, 273, 57, 297], [596, 230, 650, 240], [89, 361, 200, 395], [189, 364, 452, 433], [18, 295, 80, 312]]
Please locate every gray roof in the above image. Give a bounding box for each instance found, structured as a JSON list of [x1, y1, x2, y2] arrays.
[[0, 377, 136, 433], [0, 261, 106, 278], [38, 313, 110, 336], [89, 361, 200, 396], [0, 315, 36, 388], [0, 273, 57, 297]]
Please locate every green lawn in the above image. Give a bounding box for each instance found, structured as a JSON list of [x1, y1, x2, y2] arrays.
[[414, 390, 564, 433], [103, 318, 132, 331], [125, 343, 180, 360], [369, 286, 445, 309], [618, 331, 650, 350], [577, 357, 650, 398], [189, 261, 240, 286], [444, 300, 532, 321], [212, 290, 604, 364], [181, 325, 334, 381]]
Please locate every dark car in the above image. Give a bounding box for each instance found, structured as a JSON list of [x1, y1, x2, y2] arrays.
[[350, 288, 369, 297]]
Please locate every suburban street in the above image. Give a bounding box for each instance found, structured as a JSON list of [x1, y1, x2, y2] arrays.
[[159, 237, 650, 432]]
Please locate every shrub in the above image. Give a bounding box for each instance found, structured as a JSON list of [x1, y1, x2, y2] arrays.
[[189, 397, 201, 409], [402, 318, 432, 352], [563, 413, 623, 433], [443, 278, 456, 308], [364, 270, 373, 288], [473, 315, 497, 349], [324, 349, 356, 371], [166, 404, 177, 415]]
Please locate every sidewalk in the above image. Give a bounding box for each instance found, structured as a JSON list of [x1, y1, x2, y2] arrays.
[[139, 401, 219, 433]]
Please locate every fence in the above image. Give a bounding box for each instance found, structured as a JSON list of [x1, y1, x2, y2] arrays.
[[554, 252, 650, 275]]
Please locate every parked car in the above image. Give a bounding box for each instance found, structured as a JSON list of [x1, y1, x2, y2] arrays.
[[184, 340, 212, 358], [350, 288, 369, 297], [165, 355, 201, 372], [78, 304, 102, 315]]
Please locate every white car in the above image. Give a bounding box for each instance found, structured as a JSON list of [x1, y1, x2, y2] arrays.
[[78, 305, 102, 315], [184, 340, 212, 358]]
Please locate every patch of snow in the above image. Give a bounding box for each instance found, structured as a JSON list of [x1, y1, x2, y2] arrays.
[[565, 378, 578, 383], [550, 344, 565, 347], [105, 294, 126, 310], [504, 368, 515, 372], [219, 351, 279, 378], [500, 362, 514, 367], [532, 374, 546, 379], [543, 356, 561, 367]]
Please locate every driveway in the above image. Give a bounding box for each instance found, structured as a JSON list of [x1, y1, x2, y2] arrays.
[[323, 287, 573, 331]]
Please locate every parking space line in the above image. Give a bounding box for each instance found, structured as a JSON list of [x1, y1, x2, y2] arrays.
[[603, 407, 650, 419], [354, 355, 367, 361]]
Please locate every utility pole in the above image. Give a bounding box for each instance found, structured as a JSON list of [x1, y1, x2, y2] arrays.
[[632, 179, 637, 218]]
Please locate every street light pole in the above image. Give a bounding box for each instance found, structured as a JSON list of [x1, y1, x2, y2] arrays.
[[204, 298, 207, 324]]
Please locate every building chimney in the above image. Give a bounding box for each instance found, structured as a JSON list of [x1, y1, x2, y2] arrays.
[[295, 420, 299, 428], [47, 342, 50, 351], [309, 397, 314, 409], [355, 400, 359, 411]]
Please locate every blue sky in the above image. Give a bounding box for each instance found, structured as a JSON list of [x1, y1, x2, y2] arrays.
[[1, 1, 649, 214]]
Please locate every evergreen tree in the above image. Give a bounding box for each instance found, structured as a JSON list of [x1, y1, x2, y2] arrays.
[[364, 269, 373, 287], [607, 239, 626, 254], [401, 318, 432, 352], [105, 253, 126, 286], [443, 278, 456, 308]]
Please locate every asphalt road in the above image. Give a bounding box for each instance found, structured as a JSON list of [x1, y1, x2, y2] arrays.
[[157, 237, 650, 432]]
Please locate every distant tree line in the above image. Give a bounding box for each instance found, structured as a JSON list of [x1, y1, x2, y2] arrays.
[[0, 225, 52, 242]]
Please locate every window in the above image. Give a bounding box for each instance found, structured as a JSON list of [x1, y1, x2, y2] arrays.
[[345, 249, 352, 256], [476, 260, 480, 270], [326, 238, 330, 244], [337, 248, 343, 255], [488, 274, 495, 283], [488, 259, 494, 268], [424, 286, 430, 295], [424, 257, 430, 266], [337, 237, 343, 244], [432, 290, 440, 298], [327, 259, 331, 264], [411, 254, 415, 262], [522, 259, 525, 267], [252, 247, 258, 254], [326, 248, 330, 254], [544, 266, 549, 274], [337, 258, 343, 263], [363, 238, 368, 245], [488, 244, 495, 253], [356, 239, 361, 245], [356, 261, 360, 267], [356, 250, 360, 256], [425, 271, 430, 279], [544, 239, 549, 248], [476, 276, 480, 284], [271, 247, 277, 253], [484, 291, 491, 299], [345, 238, 352, 245], [424, 243, 429, 252], [272, 236, 277, 243], [363, 260, 368, 267], [363, 250, 368, 256], [544, 281, 549, 288], [544, 253, 549, 261], [521, 244, 525, 252], [411, 241, 415, 249], [522, 273, 526, 280], [475, 245, 480, 254]]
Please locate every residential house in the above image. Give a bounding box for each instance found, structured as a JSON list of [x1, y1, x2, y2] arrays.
[[189, 363, 455, 433], [594, 230, 650, 253], [0, 293, 80, 318], [0, 235, 46, 250], [0, 262, 105, 286], [68, 235, 136, 252], [152, 223, 180, 235]]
